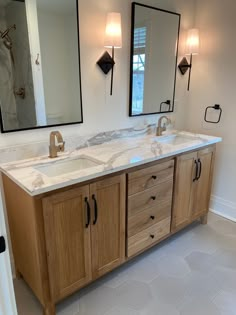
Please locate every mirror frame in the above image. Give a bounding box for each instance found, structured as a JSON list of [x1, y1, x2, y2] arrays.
[[129, 2, 181, 117], [0, 0, 83, 133]]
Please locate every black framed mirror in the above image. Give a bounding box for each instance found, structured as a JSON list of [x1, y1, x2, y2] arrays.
[[129, 2, 181, 116], [0, 0, 83, 133]]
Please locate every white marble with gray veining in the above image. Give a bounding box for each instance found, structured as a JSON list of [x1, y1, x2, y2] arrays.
[[0, 130, 222, 196]]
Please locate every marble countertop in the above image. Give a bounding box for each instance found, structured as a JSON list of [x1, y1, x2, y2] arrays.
[[0, 131, 222, 196]]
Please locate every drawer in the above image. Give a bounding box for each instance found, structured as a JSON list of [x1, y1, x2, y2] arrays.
[[128, 180, 173, 217], [128, 201, 171, 237], [128, 160, 174, 196], [127, 217, 171, 257]]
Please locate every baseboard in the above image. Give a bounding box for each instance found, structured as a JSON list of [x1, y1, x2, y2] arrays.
[[210, 195, 236, 222]]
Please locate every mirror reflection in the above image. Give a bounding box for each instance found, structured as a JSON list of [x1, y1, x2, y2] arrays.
[[0, 0, 83, 133], [129, 3, 180, 116]]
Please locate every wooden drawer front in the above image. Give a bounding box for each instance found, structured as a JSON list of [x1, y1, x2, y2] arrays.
[[128, 160, 174, 196], [127, 217, 171, 257], [128, 201, 171, 237], [128, 180, 173, 217]]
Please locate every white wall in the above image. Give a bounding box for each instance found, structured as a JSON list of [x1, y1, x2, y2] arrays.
[[0, 0, 195, 148], [186, 0, 236, 220]]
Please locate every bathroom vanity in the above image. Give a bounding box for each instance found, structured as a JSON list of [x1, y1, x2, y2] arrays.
[[1, 131, 221, 315]]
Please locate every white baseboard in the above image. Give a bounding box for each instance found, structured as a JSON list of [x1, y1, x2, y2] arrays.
[[210, 195, 236, 222]]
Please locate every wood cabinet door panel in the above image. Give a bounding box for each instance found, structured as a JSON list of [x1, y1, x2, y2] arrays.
[[172, 152, 197, 231], [192, 146, 215, 218], [90, 175, 126, 279], [43, 186, 91, 302]]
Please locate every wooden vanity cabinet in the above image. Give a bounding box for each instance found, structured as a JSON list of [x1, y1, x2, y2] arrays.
[[43, 174, 126, 303], [3, 173, 125, 314], [2, 146, 216, 315], [171, 145, 215, 232]]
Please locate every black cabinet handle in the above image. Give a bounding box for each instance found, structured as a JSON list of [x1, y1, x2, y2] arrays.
[[152, 176, 157, 180], [151, 196, 156, 201], [197, 159, 202, 180], [193, 159, 198, 182], [85, 197, 91, 228], [150, 216, 155, 220], [150, 235, 155, 239], [0, 236, 6, 254], [92, 194, 98, 225]]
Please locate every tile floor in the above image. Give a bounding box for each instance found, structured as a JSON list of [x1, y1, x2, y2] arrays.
[[14, 213, 236, 315]]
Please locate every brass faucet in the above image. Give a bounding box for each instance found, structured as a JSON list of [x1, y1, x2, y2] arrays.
[[49, 131, 65, 158], [156, 116, 171, 136]]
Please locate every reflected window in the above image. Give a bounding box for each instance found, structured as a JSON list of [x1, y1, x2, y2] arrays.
[[132, 26, 146, 115]]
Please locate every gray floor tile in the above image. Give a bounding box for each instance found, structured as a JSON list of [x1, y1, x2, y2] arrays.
[[14, 213, 236, 315]]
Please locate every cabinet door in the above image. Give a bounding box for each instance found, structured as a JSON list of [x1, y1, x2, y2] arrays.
[[90, 175, 126, 279], [172, 152, 197, 232], [43, 186, 92, 302], [192, 146, 215, 219]]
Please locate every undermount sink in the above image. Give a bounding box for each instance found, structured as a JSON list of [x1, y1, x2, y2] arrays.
[[35, 156, 103, 177], [154, 134, 201, 146]]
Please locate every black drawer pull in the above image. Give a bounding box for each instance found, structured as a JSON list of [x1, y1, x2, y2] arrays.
[[85, 197, 91, 228], [197, 159, 202, 180], [150, 216, 155, 220], [152, 176, 157, 180], [150, 235, 155, 239], [151, 196, 156, 201], [193, 159, 198, 182], [92, 194, 98, 225]]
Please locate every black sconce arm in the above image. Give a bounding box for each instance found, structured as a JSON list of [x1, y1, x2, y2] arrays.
[[178, 54, 193, 91]]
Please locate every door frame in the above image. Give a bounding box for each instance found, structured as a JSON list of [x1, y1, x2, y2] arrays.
[[0, 179, 18, 315]]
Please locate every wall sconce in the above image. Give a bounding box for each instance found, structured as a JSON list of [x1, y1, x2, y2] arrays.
[[178, 28, 200, 91], [97, 12, 122, 95]]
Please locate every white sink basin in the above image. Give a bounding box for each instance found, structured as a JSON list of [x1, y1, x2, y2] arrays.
[[154, 134, 200, 146], [35, 156, 103, 177]]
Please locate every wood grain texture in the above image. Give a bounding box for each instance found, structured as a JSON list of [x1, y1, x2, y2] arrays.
[[172, 145, 215, 232], [127, 217, 171, 257], [192, 146, 215, 219], [171, 152, 197, 232], [128, 201, 171, 237], [43, 303, 55, 315], [128, 180, 173, 217], [43, 185, 92, 302], [2, 174, 51, 308], [90, 174, 126, 279], [128, 160, 174, 195]]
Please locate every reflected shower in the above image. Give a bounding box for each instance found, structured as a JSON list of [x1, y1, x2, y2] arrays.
[[0, 24, 16, 49], [0, 24, 16, 65]]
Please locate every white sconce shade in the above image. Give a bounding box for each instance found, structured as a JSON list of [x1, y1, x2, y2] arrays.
[[104, 12, 122, 48], [185, 28, 200, 55]]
